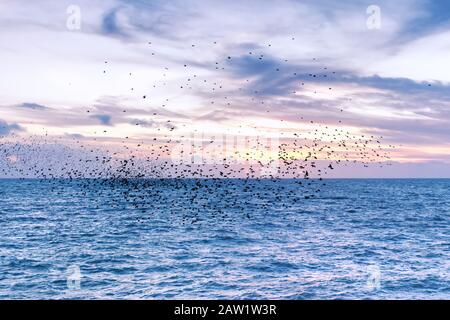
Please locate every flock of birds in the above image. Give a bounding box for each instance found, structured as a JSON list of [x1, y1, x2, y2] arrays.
[[0, 38, 396, 223]]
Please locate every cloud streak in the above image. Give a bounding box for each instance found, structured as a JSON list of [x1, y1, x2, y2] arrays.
[[0, 120, 23, 136]]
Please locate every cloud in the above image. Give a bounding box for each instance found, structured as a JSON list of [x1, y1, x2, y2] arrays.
[[129, 118, 177, 131], [130, 118, 156, 128], [90, 114, 112, 126], [0, 120, 23, 136], [16, 102, 48, 110], [101, 8, 129, 38], [212, 51, 450, 146], [65, 133, 85, 139]]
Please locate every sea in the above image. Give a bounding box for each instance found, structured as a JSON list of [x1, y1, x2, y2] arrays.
[[0, 179, 448, 299]]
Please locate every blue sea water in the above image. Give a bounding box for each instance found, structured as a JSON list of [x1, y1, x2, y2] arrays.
[[0, 179, 448, 299]]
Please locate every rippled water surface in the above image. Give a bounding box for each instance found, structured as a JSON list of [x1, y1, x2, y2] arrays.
[[0, 179, 449, 299]]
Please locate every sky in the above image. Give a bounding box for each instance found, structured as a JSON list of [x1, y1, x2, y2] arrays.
[[1, 0, 450, 178]]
